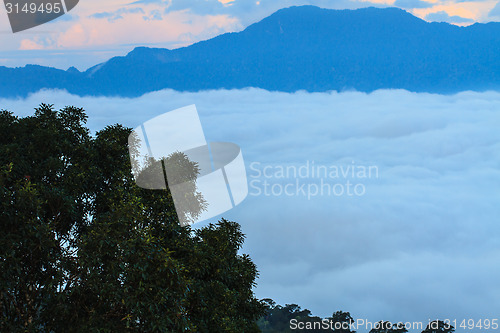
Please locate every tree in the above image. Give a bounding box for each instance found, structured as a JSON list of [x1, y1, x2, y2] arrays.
[[0, 104, 265, 332], [328, 311, 356, 333], [257, 301, 326, 333]]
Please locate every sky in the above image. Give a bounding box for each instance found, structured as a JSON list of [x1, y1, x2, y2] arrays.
[[1, 0, 499, 328], [1, 88, 500, 329], [0, 0, 499, 70]]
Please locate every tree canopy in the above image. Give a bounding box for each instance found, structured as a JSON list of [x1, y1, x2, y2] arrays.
[[0, 104, 265, 332]]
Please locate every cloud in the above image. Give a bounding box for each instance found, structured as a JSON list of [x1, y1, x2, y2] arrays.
[[1, 88, 500, 321], [19, 40, 46, 50], [19, 35, 56, 50], [129, 0, 168, 3], [89, 7, 146, 22], [14, 7, 242, 58], [165, 0, 227, 16], [425, 10, 474, 23], [489, 1, 500, 17], [393, 0, 433, 9], [454, 0, 492, 2], [143, 9, 163, 20], [48, 13, 80, 23]]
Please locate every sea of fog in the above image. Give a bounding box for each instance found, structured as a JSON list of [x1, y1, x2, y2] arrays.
[[3, 88, 500, 329]]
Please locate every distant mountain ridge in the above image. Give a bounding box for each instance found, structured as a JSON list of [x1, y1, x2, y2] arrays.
[[1, 5, 499, 97]]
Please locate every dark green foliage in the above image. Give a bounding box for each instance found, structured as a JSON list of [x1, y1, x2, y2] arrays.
[[0, 104, 265, 332], [257, 300, 326, 333], [327, 311, 356, 333]]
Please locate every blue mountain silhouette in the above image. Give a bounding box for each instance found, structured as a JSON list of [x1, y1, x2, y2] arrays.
[[1, 5, 499, 97]]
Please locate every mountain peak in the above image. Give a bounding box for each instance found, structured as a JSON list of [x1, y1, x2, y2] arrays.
[[66, 66, 80, 74]]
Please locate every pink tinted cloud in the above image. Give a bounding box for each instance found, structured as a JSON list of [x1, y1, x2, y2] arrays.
[[19, 39, 45, 50], [16, 6, 242, 50], [412, 0, 498, 24]]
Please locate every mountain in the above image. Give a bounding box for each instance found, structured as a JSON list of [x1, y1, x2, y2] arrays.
[[1, 5, 499, 97]]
